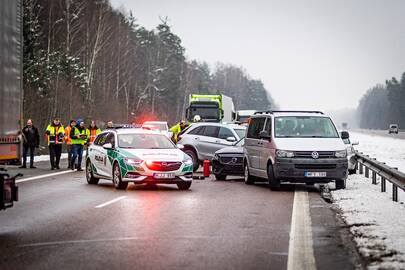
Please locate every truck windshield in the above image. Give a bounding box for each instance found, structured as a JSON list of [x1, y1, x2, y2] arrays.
[[189, 107, 219, 121], [275, 116, 339, 138], [118, 134, 175, 149]]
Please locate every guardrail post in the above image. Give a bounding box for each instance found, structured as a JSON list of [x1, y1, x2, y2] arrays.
[[365, 167, 369, 178], [381, 177, 386, 192], [392, 185, 398, 202], [372, 171, 377, 185], [359, 163, 363, 174]]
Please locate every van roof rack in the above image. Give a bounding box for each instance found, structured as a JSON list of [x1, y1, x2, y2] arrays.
[[253, 110, 324, 115]]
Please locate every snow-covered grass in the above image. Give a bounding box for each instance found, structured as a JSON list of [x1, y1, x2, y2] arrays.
[[332, 174, 405, 269], [350, 131, 405, 172], [332, 131, 405, 269]]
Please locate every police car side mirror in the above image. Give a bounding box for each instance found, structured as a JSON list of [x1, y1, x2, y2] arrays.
[[177, 144, 185, 150], [103, 143, 113, 150]]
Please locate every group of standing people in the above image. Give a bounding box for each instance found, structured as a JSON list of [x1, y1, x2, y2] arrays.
[[20, 118, 107, 171]]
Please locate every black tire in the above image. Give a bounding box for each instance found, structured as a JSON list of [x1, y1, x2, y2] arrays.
[[267, 163, 280, 190], [215, 174, 227, 181], [244, 163, 254, 185], [113, 162, 128, 190], [177, 182, 192, 190], [86, 160, 99, 185], [348, 169, 356, 175], [335, 179, 346, 190], [184, 149, 199, 172]]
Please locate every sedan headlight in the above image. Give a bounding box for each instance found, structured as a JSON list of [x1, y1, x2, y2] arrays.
[[124, 158, 143, 165], [276, 150, 295, 158], [183, 158, 193, 166], [335, 150, 347, 158]]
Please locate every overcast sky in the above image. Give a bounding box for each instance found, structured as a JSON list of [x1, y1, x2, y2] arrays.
[[110, 0, 405, 111]]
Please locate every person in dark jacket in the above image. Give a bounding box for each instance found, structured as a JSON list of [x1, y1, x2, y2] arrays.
[[19, 119, 40, 168]]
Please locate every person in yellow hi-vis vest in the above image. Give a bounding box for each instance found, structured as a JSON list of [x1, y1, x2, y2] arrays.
[[169, 120, 188, 143], [70, 119, 87, 171], [45, 118, 65, 170]]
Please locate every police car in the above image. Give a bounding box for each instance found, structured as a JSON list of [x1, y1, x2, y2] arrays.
[[86, 128, 193, 190]]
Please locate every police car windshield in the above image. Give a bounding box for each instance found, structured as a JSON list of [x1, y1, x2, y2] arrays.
[[118, 134, 175, 149], [275, 116, 339, 138]]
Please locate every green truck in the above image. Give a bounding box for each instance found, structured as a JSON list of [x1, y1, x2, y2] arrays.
[[186, 94, 235, 123]]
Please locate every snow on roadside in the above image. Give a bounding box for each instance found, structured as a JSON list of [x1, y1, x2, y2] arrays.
[[350, 131, 405, 172], [332, 174, 405, 269], [23, 151, 87, 163]]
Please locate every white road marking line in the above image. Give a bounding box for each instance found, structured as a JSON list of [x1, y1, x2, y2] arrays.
[[16, 170, 75, 183], [95, 196, 126, 208], [287, 190, 317, 270]]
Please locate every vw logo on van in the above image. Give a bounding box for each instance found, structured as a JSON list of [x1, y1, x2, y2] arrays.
[[311, 151, 319, 159]]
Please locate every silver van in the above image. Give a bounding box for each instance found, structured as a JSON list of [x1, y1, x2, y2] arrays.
[[244, 111, 348, 190]]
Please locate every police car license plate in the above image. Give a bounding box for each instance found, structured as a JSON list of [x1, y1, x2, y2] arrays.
[[305, 172, 327, 177], [153, 173, 175, 179]]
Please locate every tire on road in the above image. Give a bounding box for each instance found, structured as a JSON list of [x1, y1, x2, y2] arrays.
[[177, 182, 192, 190], [86, 160, 99, 185], [113, 162, 128, 190], [335, 178, 346, 190], [184, 148, 199, 172], [215, 174, 227, 181], [267, 163, 280, 190], [244, 163, 254, 185]]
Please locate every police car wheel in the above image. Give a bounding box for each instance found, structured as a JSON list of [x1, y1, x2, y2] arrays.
[[113, 163, 128, 190], [177, 182, 191, 190], [86, 160, 99, 185]]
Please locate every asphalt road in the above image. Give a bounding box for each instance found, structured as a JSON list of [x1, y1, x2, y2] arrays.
[[0, 160, 361, 270]]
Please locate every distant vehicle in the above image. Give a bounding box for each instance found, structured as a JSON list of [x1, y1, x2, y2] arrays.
[[177, 123, 246, 171], [388, 124, 399, 134], [244, 111, 348, 190], [236, 110, 257, 123], [142, 121, 172, 138], [185, 94, 236, 123], [86, 129, 193, 190], [212, 138, 245, 180], [0, 0, 23, 165], [341, 122, 348, 130], [342, 132, 359, 175]]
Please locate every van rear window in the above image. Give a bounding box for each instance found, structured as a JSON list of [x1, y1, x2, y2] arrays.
[[275, 116, 339, 138]]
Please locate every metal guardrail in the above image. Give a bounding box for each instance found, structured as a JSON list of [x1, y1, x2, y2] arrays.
[[355, 152, 405, 202]]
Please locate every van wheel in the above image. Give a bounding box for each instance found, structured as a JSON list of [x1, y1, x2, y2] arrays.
[[113, 163, 128, 190], [86, 160, 99, 185], [267, 164, 280, 190], [184, 149, 199, 172], [244, 164, 254, 185], [335, 179, 346, 190]]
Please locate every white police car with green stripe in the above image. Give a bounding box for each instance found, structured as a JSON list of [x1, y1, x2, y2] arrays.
[[86, 128, 193, 190]]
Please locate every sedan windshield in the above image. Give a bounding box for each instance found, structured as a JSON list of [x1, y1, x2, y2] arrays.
[[118, 134, 175, 149], [275, 116, 339, 138]]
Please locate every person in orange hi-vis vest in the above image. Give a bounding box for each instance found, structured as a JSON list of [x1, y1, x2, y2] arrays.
[[64, 119, 76, 169], [86, 120, 101, 145]]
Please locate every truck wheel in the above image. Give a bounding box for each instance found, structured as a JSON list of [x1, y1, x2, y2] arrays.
[[335, 179, 346, 190], [215, 174, 227, 181], [177, 182, 192, 190], [348, 169, 356, 175], [267, 164, 280, 191], [244, 164, 254, 185], [184, 149, 199, 172], [86, 160, 99, 185], [113, 163, 128, 190]]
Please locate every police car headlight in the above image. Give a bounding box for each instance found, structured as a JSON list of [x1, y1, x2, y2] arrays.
[[124, 158, 143, 165], [183, 158, 193, 166], [276, 150, 295, 158], [335, 150, 347, 158]]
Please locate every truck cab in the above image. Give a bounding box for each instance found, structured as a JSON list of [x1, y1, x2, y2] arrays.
[[186, 94, 235, 123]]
